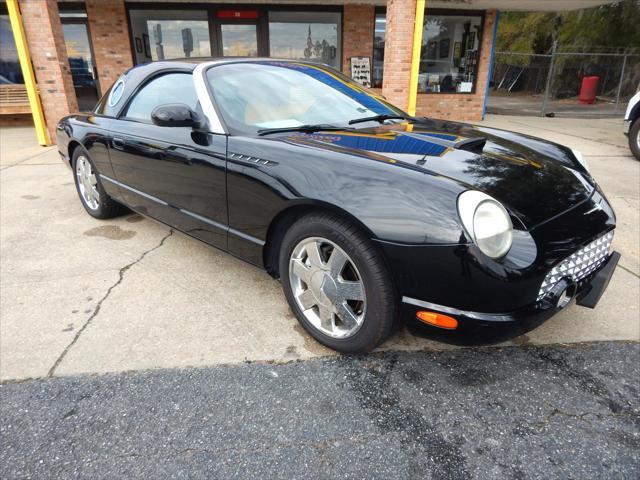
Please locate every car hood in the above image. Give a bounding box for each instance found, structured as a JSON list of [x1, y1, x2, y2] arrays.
[[275, 119, 595, 228]]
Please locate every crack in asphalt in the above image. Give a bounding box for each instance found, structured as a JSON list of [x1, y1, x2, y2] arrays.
[[532, 408, 600, 429], [108, 432, 385, 462], [530, 407, 639, 432], [46, 230, 174, 377]]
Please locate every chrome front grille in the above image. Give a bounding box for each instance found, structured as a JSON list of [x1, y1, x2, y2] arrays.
[[537, 230, 614, 301]]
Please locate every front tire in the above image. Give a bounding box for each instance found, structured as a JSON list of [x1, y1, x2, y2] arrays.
[[279, 213, 397, 354], [629, 119, 640, 160], [72, 147, 126, 219]]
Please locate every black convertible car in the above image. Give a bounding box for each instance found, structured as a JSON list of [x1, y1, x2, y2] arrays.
[[57, 59, 619, 353]]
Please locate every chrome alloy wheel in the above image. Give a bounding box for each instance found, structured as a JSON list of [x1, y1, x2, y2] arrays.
[[76, 155, 100, 210], [289, 237, 366, 339], [636, 128, 640, 151]]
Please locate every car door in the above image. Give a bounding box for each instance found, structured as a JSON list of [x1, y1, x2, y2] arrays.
[[106, 71, 228, 249]]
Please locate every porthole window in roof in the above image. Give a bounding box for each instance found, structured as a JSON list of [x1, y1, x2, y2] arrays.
[[108, 79, 125, 107]]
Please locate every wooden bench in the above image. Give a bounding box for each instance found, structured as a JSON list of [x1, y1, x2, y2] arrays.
[[0, 84, 32, 115]]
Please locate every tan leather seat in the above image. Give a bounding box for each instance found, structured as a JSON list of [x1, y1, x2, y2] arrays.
[[244, 88, 314, 125]]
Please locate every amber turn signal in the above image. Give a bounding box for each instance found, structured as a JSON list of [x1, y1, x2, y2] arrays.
[[416, 311, 458, 330]]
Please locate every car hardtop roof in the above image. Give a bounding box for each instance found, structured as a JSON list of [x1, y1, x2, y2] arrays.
[[132, 57, 332, 74]]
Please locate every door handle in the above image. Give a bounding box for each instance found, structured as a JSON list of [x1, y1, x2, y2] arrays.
[[112, 137, 125, 150]]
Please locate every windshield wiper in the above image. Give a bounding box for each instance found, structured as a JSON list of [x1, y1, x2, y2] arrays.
[[348, 114, 413, 125], [257, 124, 351, 136]]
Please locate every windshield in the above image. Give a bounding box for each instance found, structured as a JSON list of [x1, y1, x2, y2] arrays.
[[205, 61, 407, 135]]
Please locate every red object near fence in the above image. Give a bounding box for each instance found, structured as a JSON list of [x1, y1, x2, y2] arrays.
[[579, 76, 599, 104]]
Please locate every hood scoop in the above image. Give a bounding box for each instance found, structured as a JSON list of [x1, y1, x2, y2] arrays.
[[399, 131, 486, 156], [454, 137, 486, 154]]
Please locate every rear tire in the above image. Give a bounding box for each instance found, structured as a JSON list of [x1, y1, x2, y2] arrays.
[[279, 212, 397, 354], [629, 118, 640, 160], [72, 147, 127, 219]]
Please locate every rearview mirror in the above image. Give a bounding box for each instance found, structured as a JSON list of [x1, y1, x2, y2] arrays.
[[151, 103, 203, 128]]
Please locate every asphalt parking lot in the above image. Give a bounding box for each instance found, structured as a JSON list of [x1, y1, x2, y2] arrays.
[[1, 115, 639, 478], [2, 343, 638, 479]]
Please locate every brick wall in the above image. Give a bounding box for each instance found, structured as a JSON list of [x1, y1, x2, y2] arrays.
[[415, 10, 498, 121], [0, 114, 33, 127], [342, 4, 375, 77], [85, 0, 133, 95], [381, 0, 416, 110], [19, 0, 78, 143]]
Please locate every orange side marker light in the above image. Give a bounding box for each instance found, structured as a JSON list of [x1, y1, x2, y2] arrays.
[[416, 311, 458, 330]]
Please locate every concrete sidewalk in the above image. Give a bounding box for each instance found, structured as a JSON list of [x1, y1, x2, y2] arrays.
[[1, 116, 639, 381]]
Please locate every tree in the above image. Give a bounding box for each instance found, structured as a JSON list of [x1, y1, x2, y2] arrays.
[[497, 0, 640, 54]]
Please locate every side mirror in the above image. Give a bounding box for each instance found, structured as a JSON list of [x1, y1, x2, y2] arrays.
[[151, 103, 203, 128]]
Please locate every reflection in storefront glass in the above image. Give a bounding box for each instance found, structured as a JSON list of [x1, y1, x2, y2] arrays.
[[268, 12, 341, 68], [0, 15, 24, 84], [62, 23, 100, 111], [147, 20, 211, 60], [372, 13, 386, 88], [62, 24, 95, 87], [221, 24, 258, 57], [128, 10, 211, 64]]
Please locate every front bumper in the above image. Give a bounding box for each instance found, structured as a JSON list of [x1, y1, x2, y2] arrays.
[[624, 119, 631, 136], [403, 251, 620, 334]]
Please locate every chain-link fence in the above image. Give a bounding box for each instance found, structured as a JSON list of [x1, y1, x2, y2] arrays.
[[488, 48, 640, 117]]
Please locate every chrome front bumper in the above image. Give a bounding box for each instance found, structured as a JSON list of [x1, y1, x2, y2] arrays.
[[623, 119, 631, 135]]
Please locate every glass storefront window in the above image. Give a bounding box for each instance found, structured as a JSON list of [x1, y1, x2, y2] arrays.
[[419, 13, 482, 93], [62, 22, 100, 111], [128, 10, 211, 63], [220, 24, 258, 57], [372, 13, 386, 88], [0, 13, 24, 84], [372, 10, 483, 94], [59, 6, 100, 111], [268, 11, 341, 69]]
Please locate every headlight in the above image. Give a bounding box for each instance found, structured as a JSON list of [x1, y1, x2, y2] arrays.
[[571, 148, 589, 172], [457, 191, 513, 259]]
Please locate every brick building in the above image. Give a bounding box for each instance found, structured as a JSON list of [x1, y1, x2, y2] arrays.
[[1, 0, 613, 144]]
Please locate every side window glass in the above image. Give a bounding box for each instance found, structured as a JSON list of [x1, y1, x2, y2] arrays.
[[124, 73, 198, 123]]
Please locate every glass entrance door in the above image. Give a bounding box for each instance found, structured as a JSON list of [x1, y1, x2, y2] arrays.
[[216, 10, 259, 57], [219, 24, 258, 57], [60, 16, 100, 111]]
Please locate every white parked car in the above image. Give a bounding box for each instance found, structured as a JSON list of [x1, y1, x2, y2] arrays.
[[624, 90, 640, 160]]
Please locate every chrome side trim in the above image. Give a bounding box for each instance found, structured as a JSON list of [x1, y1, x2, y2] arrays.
[[401, 296, 510, 322], [98, 174, 265, 246], [178, 208, 227, 232], [193, 62, 226, 134], [228, 227, 266, 246], [100, 174, 168, 206]]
